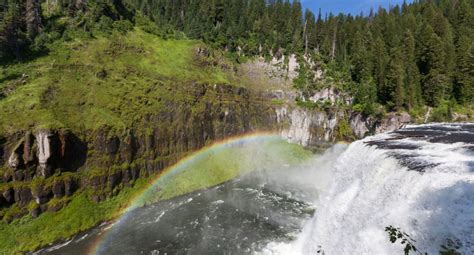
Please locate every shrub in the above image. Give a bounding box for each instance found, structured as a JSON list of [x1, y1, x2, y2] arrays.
[[430, 100, 453, 122]]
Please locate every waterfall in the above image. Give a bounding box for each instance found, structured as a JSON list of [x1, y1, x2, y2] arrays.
[[263, 124, 474, 255]]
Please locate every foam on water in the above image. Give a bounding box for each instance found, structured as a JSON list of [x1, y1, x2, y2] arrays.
[[263, 124, 474, 255]]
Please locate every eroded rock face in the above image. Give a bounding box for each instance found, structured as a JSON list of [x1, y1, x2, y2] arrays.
[[8, 139, 24, 169], [23, 132, 35, 165], [277, 107, 342, 146], [309, 87, 352, 106], [33, 185, 52, 205], [14, 187, 33, 207], [37, 130, 53, 177], [375, 112, 411, 134], [277, 107, 412, 147], [350, 114, 371, 138]]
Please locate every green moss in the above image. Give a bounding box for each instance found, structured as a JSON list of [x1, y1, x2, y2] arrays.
[[27, 201, 39, 212], [0, 167, 10, 183], [47, 197, 71, 209], [271, 99, 286, 106], [2, 204, 28, 224]]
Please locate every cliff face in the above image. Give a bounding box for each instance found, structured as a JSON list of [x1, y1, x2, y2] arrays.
[[276, 107, 412, 147], [0, 83, 277, 221]]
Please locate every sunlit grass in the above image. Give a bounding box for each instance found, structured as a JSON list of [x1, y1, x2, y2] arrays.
[[0, 29, 232, 134]]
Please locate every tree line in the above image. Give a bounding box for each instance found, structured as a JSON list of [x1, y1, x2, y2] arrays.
[[1, 0, 473, 112]]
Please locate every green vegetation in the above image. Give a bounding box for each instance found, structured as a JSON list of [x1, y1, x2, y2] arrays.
[[335, 118, 355, 142], [385, 225, 460, 255], [0, 184, 146, 254], [0, 139, 311, 254], [386, 225, 425, 255], [0, 27, 233, 134]]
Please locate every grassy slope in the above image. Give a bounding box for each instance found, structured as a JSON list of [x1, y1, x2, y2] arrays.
[[0, 28, 231, 134], [0, 139, 311, 254]]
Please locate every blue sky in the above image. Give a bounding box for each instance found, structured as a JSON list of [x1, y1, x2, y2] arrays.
[[301, 0, 413, 16]]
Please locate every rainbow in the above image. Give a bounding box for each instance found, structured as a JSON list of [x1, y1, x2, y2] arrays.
[[87, 131, 281, 254]]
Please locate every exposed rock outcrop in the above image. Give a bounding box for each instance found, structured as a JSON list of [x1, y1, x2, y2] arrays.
[[277, 107, 342, 146], [37, 130, 53, 177], [277, 107, 412, 147], [8, 139, 24, 169], [375, 112, 412, 134], [350, 113, 371, 138], [308, 87, 352, 106]]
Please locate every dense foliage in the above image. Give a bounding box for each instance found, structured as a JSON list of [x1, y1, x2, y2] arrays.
[[1, 0, 473, 113]]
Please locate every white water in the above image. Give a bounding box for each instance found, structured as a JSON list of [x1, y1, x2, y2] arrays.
[[262, 126, 474, 255]]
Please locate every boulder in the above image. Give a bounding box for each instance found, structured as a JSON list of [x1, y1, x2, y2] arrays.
[[106, 136, 120, 155], [2, 188, 14, 203], [64, 179, 76, 196], [13, 170, 24, 181], [33, 185, 52, 204], [52, 181, 65, 198], [14, 187, 33, 207], [30, 205, 41, 218], [91, 194, 101, 203], [96, 69, 108, 79]]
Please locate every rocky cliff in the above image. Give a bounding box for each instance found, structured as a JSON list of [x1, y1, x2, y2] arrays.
[[276, 106, 412, 147], [0, 83, 277, 222]]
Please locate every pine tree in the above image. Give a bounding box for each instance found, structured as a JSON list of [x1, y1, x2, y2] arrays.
[[0, 0, 26, 60], [402, 30, 421, 108], [25, 0, 42, 39], [386, 48, 405, 110], [417, 24, 448, 106], [454, 35, 474, 104], [372, 36, 388, 103]]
